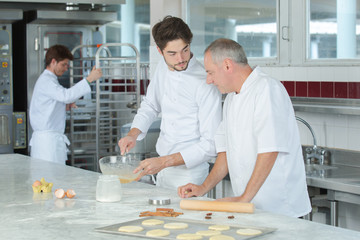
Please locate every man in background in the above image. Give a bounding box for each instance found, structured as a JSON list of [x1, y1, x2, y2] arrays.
[[29, 44, 102, 164]]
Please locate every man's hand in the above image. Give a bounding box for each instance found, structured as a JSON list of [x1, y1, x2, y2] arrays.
[[133, 156, 167, 180], [118, 135, 137, 155], [118, 128, 142, 155], [66, 102, 77, 111], [86, 66, 102, 83], [177, 183, 207, 198]]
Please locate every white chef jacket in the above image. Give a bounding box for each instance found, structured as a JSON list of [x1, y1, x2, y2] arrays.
[[131, 56, 222, 189], [215, 67, 311, 217], [29, 69, 91, 164]]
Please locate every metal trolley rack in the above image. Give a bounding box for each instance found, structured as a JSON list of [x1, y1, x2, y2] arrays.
[[67, 43, 141, 171]]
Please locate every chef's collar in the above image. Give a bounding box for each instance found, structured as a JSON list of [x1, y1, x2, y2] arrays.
[[44, 69, 57, 78], [238, 66, 260, 93]]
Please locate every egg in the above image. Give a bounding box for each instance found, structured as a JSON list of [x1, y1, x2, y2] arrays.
[[32, 180, 42, 187], [54, 188, 65, 199], [65, 189, 76, 198]]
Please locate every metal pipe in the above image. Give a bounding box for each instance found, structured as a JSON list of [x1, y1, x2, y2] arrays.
[[296, 116, 317, 148]]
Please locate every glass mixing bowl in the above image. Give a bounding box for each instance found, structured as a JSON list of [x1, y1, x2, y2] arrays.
[[99, 154, 142, 184]]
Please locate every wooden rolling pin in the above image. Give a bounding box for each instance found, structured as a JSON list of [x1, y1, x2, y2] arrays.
[[180, 199, 254, 213]]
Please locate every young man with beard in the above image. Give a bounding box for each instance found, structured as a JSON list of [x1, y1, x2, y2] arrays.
[[118, 16, 222, 189]]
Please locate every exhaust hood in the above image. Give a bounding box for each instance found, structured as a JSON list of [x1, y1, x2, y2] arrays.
[[0, 9, 22, 23], [0, 0, 124, 4], [25, 9, 117, 25]]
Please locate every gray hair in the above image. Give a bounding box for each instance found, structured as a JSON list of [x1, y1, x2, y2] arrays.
[[205, 38, 248, 65]]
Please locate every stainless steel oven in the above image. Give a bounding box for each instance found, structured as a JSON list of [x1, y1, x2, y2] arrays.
[[0, 9, 26, 154]]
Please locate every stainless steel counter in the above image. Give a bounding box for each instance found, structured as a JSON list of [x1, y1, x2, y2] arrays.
[[306, 164, 360, 195], [1, 154, 360, 239], [305, 163, 360, 226]]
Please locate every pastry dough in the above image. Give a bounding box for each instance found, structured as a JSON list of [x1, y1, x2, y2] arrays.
[[236, 228, 262, 236], [146, 229, 170, 237], [141, 219, 165, 226], [164, 222, 189, 230], [196, 230, 221, 236], [176, 233, 203, 240], [209, 235, 235, 240], [208, 225, 230, 231], [118, 225, 144, 233]]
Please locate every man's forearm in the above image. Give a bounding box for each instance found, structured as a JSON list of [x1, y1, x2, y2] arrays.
[[240, 152, 278, 202], [202, 152, 229, 193]]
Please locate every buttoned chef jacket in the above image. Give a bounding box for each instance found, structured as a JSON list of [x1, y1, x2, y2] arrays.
[[131, 56, 222, 189], [215, 67, 311, 217], [29, 69, 91, 164]]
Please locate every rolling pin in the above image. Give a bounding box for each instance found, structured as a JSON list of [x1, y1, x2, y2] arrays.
[[180, 199, 254, 213]]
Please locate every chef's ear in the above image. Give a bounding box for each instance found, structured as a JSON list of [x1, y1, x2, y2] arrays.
[[223, 58, 232, 72]]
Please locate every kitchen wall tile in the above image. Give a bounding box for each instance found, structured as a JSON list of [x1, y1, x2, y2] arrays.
[[320, 82, 334, 98], [348, 115, 360, 128], [307, 67, 322, 81], [332, 126, 349, 149], [320, 67, 335, 81], [348, 82, 360, 99], [293, 67, 307, 81], [335, 82, 348, 98], [295, 81, 308, 97], [283, 81, 295, 96], [308, 81, 321, 97], [348, 128, 360, 150]]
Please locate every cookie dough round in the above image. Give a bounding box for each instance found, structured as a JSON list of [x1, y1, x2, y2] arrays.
[[146, 229, 170, 237], [164, 222, 189, 230], [236, 228, 262, 236], [209, 235, 235, 240], [208, 225, 230, 231], [118, 225, 144, 233], [196, 230, 221, 236], [141, 219, 165, 226], [176, 233, 203, 240]]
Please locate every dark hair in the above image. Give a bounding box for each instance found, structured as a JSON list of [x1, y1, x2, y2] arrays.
[[152, 15, 193, 51], [45, 45, 73, 67]]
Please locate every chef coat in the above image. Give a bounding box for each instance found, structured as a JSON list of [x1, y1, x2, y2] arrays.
[[131, 56, 222, 189], [29, 69, 91, 164], [215, 66, 311, 217]]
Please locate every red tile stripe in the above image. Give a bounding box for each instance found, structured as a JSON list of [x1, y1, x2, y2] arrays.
[[281, 81, 360, 99]]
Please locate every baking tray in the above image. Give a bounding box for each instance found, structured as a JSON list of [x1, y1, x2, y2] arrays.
[[95, 216, 276, 239]]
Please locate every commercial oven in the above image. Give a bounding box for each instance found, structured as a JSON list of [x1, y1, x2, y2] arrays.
[[0, 9, 26, 154]]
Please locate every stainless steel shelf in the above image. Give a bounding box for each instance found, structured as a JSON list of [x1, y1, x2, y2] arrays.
[[292, 97, 360, 115]]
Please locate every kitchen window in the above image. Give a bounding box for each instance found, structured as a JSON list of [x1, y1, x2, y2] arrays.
[[308, 0, 360, 60], [184, 0, 277, 61]]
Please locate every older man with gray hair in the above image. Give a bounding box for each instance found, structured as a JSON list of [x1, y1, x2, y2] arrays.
[[178, 38, 311, 218]]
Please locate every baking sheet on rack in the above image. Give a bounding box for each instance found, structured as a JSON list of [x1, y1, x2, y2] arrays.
[[95, 216, 277, 239]]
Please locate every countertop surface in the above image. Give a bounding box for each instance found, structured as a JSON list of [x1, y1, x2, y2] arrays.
[[1, 154, 360, 240]]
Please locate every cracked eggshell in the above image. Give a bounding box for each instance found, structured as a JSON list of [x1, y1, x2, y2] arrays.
[[54, 189, 65, 199], [66, 189, 76, 198]]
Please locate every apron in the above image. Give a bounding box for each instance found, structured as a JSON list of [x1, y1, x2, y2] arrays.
[[156, 162, 209, 189], [30, 130, 70, 165]]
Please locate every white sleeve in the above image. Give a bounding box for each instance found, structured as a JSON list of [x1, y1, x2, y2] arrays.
[[215, 120, 226, 153], [131, 68, 162, 140], [43, 78, 90, 104], [180, 84, 222, 168]]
